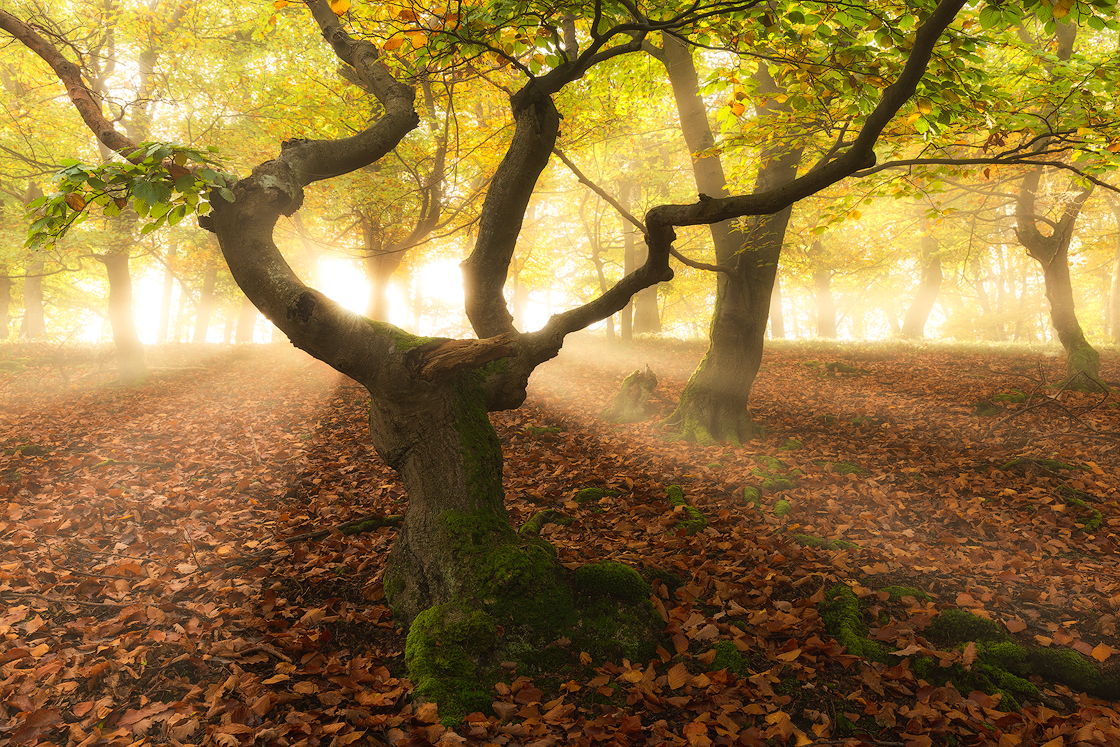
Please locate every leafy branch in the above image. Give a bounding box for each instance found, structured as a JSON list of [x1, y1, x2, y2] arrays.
[[25, 142, 236, 250]]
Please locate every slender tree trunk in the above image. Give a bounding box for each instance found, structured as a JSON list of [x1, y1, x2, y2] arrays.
[[620, 181, 635, 341], [172, 286, 189, 343], [657, 39, 802, 444], [1015, 169, 1099, 383], [236, 295, 258, 343], [900, 233, 942, 338], [813, 265, 837, 338], [1105, 194, 1120, 344], [769, 274, 785, 339], [20, 260, 45, 339], [0, 274, 11, 340], [98, 251, 146, 383], [223, 306, 235, 343], [192, 266, 218, 343], [157, 244, 177, 344]]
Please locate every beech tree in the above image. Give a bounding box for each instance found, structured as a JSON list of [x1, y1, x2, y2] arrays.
[[4, 0, 973, 718]]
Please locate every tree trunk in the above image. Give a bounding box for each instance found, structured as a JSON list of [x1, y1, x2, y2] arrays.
[[0, 274, 11, 340], [157, 244, 177, 344], [813, 264, 837, 338], [900, 233, 942, 338], [619, 180, 635, 341], [1109, 238, 1120, 344], [192, 266, 218, 343], [98, 252, 146, 383], [235, 295, 258, 343], [769, 274, 785, 339], [1015, 168, 1100, 383], [657, 46, 802, 443], [20, 260, 45, 339]]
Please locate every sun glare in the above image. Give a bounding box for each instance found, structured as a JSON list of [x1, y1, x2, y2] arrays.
[[318, 256, 370, 315]]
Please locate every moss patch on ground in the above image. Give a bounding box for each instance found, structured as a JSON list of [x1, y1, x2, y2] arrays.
[[574, 487, 622, 504], [751, 455, 801, 492], [793, 534, 859, 550], [666, 484, 708, 534], [818, 589, 1120, 710]]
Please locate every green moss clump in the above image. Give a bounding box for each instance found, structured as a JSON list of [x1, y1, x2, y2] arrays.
[[973, 400, 1001, 417], [572, 562, 651, 604], [818, 585, 890, 662], [880, 586, 930, 602], [405, 602, 499, 725], [643, 566, 684, 595], [751, 455, 799, 492], [711, 641, 750, 676], [779, 438, 802, 451], [817, 414, 837, 425], [927, 609, 1007, 646], [793, 534, 858, 550], [574, 487, 621, 504], [667, 484, 708, 534], [366, 319, 441, 352], [742, 486, 762, 508], [992, 390, 1027, 403], [1028, 648, 1119, 700], [519, 509, 571, 537], [773, 500, 792, 518], [340, 515, 402, 535], [817, 460, 866, 475], [1056, 485, 1103, 532]]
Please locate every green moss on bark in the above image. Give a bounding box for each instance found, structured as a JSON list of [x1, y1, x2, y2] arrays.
[[405, 602, 498, 725]]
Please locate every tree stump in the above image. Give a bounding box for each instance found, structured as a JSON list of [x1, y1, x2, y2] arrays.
[[600, 365, 657, 423]]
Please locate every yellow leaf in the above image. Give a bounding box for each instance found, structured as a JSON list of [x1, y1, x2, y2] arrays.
[[273, 0, 288, 8], [408, 31, 426, 49], [962, 640, 977, 669], [383, 37, 404, 51], [1091, 642, 1112, 662], [330, 0, 350, 15], [620, 668, 643, 683]]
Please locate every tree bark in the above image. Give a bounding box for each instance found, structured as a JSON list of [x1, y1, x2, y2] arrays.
[[900, 232, 942, 338], [1015, 168, 1100, 383], [192, 266, 218, 343], [769, 275, 785, 339]]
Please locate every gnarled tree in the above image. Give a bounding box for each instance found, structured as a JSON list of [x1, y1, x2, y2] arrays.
[[2, 0, 968, 720]]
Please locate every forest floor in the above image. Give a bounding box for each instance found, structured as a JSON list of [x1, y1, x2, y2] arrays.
[[0, 336, 1118, 747]]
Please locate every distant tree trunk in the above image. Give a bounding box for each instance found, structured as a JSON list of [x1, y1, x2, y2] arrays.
[[1105, 194, 1120, 344], [223, 306, 235, 343], [1015, 169, 1099, 383], [0, 274, 11, 339], [172, 286, 189, 342], [656, 37, 802, 444], [236, 295, 258, 343], [769, 274, 785, 339], [900, 233, 942, 338], [157, 243, 177, 344], [365, 233, 401, 323], [813, 263, 837, 338], [192, 266, 217, 343], [20, 260, 45, 339], [620, 180, 636, 341], [99, 251, 146, 383]]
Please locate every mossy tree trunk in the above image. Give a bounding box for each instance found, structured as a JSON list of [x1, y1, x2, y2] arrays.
[[1015, 168, 1100, 384]]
